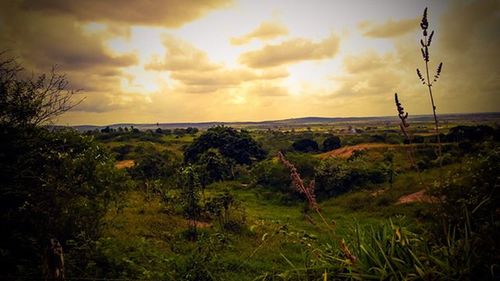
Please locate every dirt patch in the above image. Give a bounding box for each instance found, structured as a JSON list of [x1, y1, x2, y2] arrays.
[[319, 143, 399, 159], [187, 220, 212, 228], [115, 159, 135, 169], [397, 190, 436, 204]]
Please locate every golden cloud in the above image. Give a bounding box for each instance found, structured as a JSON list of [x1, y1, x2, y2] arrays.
[[230, 21, 288, 45], [148, 36, 289, 93], [335, 51, 404, 98], [246, 83, 289, 96], [358, 18, 418, 38], [239, 34, 340, 68], [145, 36, 219, 72], [343, 51, 389, 73], [21, 0, 232, 27], [0, 1, 139, 109]]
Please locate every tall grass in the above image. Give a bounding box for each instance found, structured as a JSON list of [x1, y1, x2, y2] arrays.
[[416, 7, 444, 165], [394, 93, 426, 189], [277, 151, 357, 263]]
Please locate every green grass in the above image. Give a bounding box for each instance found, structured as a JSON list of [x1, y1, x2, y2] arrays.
[[91, 125, 494, 280]]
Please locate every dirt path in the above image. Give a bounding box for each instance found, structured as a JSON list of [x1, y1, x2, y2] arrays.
[[319, 143, 400, 159], [397, 190, 436, 204], [115, 159, 135, 169]]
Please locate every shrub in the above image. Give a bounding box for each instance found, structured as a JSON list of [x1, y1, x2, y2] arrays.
[[250, 159, 290, 192], [111, 144, 133, 160], [194, 148, 232, 186], [130, 147, 181, 180], [0, 126, 129, 276], [184, 126, 266, 166], [204, 190, 246, 232], [292, 138, 319, 153], [314, 158, 386, 198], [322, 135, 341, 151]]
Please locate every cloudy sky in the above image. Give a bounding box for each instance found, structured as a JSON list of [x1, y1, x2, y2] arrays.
[[1, 0, 499, 125]]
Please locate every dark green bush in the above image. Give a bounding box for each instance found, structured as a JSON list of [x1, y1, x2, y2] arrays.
[[292, 138, 319, 153], [322, 135, 341, 151], [0, 126, 129, 276], [314, 158, 386, 198]]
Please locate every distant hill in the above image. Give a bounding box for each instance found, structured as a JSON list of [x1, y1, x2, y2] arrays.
[[69, 112, 500, 132]]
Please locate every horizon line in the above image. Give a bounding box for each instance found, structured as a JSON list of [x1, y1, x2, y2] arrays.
[[59, 111, 500, 127]]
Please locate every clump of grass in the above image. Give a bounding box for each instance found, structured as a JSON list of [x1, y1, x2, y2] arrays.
[[416, 7, 444, 164]]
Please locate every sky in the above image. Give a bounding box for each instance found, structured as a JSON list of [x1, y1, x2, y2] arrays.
[[0, 0, 499, 125]]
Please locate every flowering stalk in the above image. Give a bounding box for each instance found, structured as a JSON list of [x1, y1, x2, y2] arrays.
[[278, 151, 318, 211], [394, 93, 425, 188], [417, 7, 444, 165], [277, 151, 357, 263]]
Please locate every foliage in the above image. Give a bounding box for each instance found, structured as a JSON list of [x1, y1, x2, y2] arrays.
[[184, 126, 267, 166], [195, 148, 232, 186], [250, 159, 290, 192], [428, 147, 500, 277], [178, 166, 202, 240], [292, 138, 319, 153], [322, 135, 341, 151], [0, 126, 129, 276], [205, 190, 246, 232], [251, 153, 319, 194], [130, 146, 180, 180], [311, 220, 479, 280], [0, 54, 80, 127], [110, 143, 134, 160], [314, 157, 386, 198], [445, 125, 496, 143]]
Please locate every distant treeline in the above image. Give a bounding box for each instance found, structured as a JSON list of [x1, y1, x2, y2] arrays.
[[85, 126, 199, 142]]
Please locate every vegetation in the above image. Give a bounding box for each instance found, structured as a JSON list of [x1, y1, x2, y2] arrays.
[[0, 54, 130, 278], [1, 7, 499, 281]]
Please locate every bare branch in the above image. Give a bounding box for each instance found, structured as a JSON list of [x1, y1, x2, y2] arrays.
[[0, 52, 84, 127]]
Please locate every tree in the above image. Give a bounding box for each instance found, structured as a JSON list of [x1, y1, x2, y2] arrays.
[[0, 53, 81, 127], [292, 138, 319, 153], [0, 54, 128, 276], [130, 147, 180, 180], [195, 148, 231, 186], [184, 126, 267, 166], [322, 135, 341, 151]]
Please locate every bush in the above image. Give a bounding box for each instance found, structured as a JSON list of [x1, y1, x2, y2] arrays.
[[0, 126, 129, 276], [130, 147, 181, 180], [184, 126, 266, 165], [314, 158, 386, 198], [204, 190, 246, 232], [322, 136, 341, 151], [250, 160, 290, 192], [250, 152, 318, 195], [292, 138, 319, 153], [195, 148, 232, 186], [111, 144, 133, 160]]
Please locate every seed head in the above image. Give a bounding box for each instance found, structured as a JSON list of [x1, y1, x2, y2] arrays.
[[436, 62, 443, 75], [427, 30, 434, 46], [416, 68, 426, 84], [420, 7, 429, 31], [395, 93, 410, 140], [433, 62, 443, 83], [278, 151, 318, 210]]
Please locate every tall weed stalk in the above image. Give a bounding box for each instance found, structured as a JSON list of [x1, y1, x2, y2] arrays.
[[416, 7, 444, 165]]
